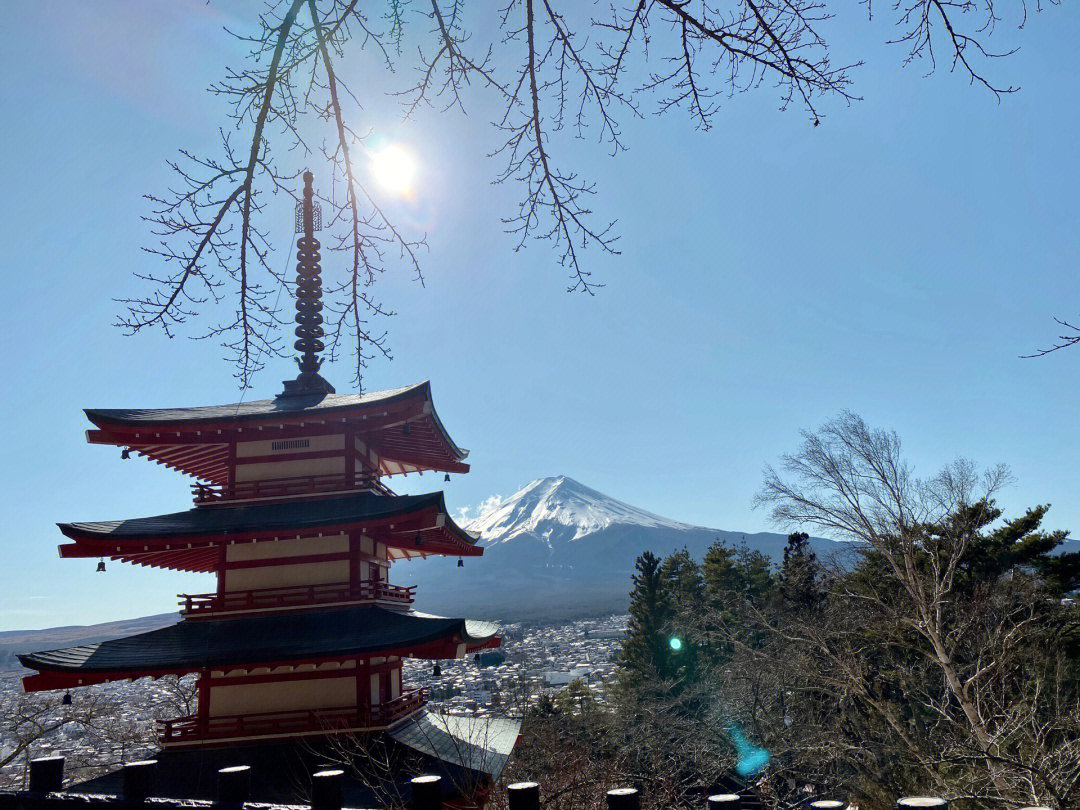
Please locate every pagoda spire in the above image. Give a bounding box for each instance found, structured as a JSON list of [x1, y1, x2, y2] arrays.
[[280, 170, 335, 397]]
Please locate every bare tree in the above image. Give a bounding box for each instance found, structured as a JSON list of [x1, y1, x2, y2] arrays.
[[150, 674, 199, 723], [0, 684, 156, 790], [310, 730, 426, 807], [118, 0, 1055, 387], [752, 411, 1080, 807]]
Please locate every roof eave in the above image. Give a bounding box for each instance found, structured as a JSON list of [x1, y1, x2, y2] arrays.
[[83, 381, 432, 430]]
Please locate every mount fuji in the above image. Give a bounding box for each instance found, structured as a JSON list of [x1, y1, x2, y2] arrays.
[[396, 476, 846, 620]]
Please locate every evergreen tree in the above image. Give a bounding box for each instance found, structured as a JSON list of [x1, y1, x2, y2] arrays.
[[947, 502, 1080, 595], [660, 548, 704, 607], [700, 541, 741, 664], [779, 531, 822, 608], [527, 692, 556, 719], [554, 677, 600, 717], [734, 545, 775, 606], [659, 549, 703, 681], [618, 551, 673, 682], [703, 541, 741, 605]]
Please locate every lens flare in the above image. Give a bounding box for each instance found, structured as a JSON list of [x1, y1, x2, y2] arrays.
[[728, 723, 770, 777]]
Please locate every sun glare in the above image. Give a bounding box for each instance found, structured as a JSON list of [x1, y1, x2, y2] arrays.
[[369, 143, 418, 197]]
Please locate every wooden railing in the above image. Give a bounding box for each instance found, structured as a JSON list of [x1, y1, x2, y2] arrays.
[[157, 689, 425, 745], [179, 580, 415, 616], [192, 471, 393, 504]]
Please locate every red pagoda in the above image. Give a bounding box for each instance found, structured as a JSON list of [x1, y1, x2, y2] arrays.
[[19, 173, 518, 805]]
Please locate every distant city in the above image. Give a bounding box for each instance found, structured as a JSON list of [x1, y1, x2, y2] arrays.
[[408, 614, 627, 715]]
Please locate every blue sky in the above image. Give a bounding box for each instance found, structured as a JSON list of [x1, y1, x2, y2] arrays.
[[1, 2, 1077, 629]]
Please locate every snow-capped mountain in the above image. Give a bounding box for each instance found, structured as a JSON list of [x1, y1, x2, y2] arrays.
[[469, 476, 697, 545], [397, 476, 844, 620]]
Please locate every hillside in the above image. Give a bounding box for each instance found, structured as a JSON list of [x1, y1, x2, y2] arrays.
[[0, 613, 179, 672]]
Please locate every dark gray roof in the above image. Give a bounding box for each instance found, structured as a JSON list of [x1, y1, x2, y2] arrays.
[[20, 606, 499, 674], [85, 382, 427, 427], [390, 710, 521, 780], [60, 491, 470, 541]]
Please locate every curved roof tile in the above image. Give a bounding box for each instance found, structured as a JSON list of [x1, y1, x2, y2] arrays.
[[20, 606, 498, 674]]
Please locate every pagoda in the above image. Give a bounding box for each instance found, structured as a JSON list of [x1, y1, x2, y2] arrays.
[[19, 173, 518, 804]]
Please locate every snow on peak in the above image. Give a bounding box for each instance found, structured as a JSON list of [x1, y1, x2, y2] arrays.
[[464, 475, 695, 544]]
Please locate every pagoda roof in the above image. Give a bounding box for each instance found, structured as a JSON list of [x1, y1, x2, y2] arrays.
[[58, 491, 482, 570], [84, 381, 469, 481], [87, 382, 428, 427], [390, 711, 521, 781], [21, 605, 498, 689]]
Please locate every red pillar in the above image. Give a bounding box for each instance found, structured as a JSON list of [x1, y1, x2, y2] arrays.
[[197, 671, 211, 735]]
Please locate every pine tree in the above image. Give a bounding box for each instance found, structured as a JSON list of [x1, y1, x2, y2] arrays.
[[703, 540, 741, 606], [659, 549, 703, 681], [554, 677, 599, 717], [618, 551, 673, 682], [735, 545, 775, 606], [779, 531, 822, 608], [948, 502, 1079, 595], [660, 548, 704, 607]]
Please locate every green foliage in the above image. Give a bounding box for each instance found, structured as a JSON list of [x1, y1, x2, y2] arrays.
[[618, 550, 673, 683], [609, 500, 1078, 809], [660, 549, 704, 607], [553, 678, 600, 717], [702, 542, 741, 605], [733, 545, 775, 606], [779, 531, 822, 608]]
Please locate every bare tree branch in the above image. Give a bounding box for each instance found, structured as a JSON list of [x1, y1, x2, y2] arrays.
[[121, 0, 1054, 386]]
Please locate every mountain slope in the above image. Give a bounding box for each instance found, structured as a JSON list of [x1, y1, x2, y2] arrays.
[[397, 476, 847, 620], [0, 613, 179, 672]]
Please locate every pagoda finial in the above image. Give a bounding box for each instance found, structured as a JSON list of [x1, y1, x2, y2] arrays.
[[279, 170, 335, 398]]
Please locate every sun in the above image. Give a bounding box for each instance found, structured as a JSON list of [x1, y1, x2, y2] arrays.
[[369, 142, 418, 197]]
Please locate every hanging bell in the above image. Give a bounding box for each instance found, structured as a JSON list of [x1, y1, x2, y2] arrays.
[[96, 559, 106, 573], [444, 473, 451, 482], [402, 423, 411, 436], [432, 662, 442, 677], [62, 691, 72, 706], [457, 558, 464, 568], [414, 533, 423, 547], [121, 448, 131, 460]]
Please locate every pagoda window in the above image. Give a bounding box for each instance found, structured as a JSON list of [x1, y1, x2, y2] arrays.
[[390, 668, 401, 700], [270, 439, 311, 452]]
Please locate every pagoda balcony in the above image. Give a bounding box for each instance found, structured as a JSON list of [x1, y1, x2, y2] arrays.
[[179, 580, 415, 617], [192, 471, 393, 505], [157, 688, 425, 746]]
